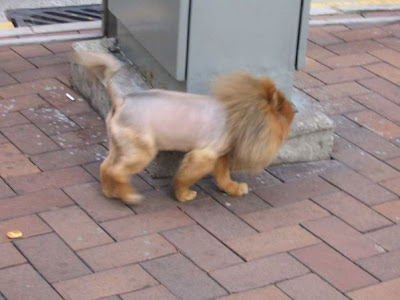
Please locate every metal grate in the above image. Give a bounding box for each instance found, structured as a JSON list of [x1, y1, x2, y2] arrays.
[[6, 5, 102, 27]]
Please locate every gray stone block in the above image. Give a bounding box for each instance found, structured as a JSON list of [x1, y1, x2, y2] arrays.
[[71, 38, 334, 178]]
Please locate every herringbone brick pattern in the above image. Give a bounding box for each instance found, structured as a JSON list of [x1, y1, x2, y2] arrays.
[[1, 22, 400, 299]]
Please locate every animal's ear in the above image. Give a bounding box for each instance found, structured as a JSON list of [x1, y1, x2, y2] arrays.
[[270, 91, 280, 108]]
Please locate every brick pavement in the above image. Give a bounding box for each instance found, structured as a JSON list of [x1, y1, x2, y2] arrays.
[[0, 22, 400, 299]]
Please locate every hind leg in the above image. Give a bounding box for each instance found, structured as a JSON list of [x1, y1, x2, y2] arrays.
[[213, 155, 249, 196], [174, 149, 217, 202], [101, 143, 155, 205]]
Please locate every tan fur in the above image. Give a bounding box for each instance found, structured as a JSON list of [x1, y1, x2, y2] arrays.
[[211, 72, 294, 172], [73, 52, 294, 204]]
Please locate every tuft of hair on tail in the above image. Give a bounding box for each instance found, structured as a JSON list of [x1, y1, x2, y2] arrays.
[[72, 51, 123, 108], [211, 71, 282, 110]]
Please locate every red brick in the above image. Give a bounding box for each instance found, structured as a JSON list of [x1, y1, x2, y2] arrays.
[[347, 277, 400, 300], [0, 132, 6, 144], [333, 137, 399, 182], [162, 225, 241, 271], [347, 110, 400, 140], [28, 53, 70, 67], [336, 125, 400, 160], [0, 70, 17, 87], [11, 63, 70, 83], [6, 166, 94, 194], [39, 87, 92, 116], [292, 243, 378, 292], [142, 254, 226, 298], [69, 110, 104, 129], [0, 94, 46, 113], [365, 62, 400, 86], [377, 37, 400, 52], [178, 197, 256, 241], [16, 232, 91, 283], [303, 216, 383, 260], [0, 78, 63, 98], [381, 23, 400, 36], [333, 27, 391, 42], [40, 206, 113, 251], [0, 188, 72, 220], [2, 123, 60, 155], [304, 57, 331, 73], [0, 215, 51, 243], [359, 77, 400, 105], [313, 191, 392, 232], [0, 51, 36, 73], [12, 45, 52, 58], [307, 41, 338, 60], [353, 93, 400, 124], [30, 144, 108, 170], [63, 182, 134, 222], [0, 265, 61, 299], [0, 243, 26, 268], [0, 178, 15, 199], [366, 224, 400, 251], [128, 188, 179, 214], [198, 178, 271, 215], [278, 273, 348, 300], [358, 249, 400, 281], [79, 234, 175, 271], [102, 208, 194, 240], [51, 126, 107, 148], [226, 225, 319, 260], [380, 177, 400, 195], [387, 156, 400, 170], [312, 67, 374, 84], [254, 176, 337, 207], [210, 253, 308, 293], [241, 200, 329, 231], [121, 285, 177, 300], [268, 159, 343, 182], [326, 40, 386, 55], [43, 41, 74, 53], [369, 48, 400, 68], [314, 96, 365, 115], [218, 286, 290, 300], [54, 264, 157, 299], [318, 53, 380, 68], [304, 82, 369, 101], [21, 106, 79, 135], [373, 200, 400, 223], [308, 27, 344, 46], [294, 71, 325, 89], [56, 74, 71, 87], [0, 111, 29, 128], [0, 143, 39, 178], [321, 167, 397, 205], [231, 171, 281, 190]]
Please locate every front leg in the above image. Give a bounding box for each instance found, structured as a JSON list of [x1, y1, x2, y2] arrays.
[[213, 155, 249, 196]]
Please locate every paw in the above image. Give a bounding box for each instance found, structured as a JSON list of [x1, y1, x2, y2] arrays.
[[122, 193, 143, 205], [237, 182, 249, 195], [225, 182, 249, 197], [176, 190, 197, 202]]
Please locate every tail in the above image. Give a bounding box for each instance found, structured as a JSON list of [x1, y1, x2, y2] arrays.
[[73, 51, 123, 108], [211, 71, 283, 110]]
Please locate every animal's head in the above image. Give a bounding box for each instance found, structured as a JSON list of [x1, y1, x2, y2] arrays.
[[260, 78, 295, 125]]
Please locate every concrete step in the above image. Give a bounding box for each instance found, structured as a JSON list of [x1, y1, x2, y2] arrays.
[[71, 38, 334, 178]]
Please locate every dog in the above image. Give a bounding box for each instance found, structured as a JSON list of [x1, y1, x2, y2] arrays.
[[73, 51, 294, 204]]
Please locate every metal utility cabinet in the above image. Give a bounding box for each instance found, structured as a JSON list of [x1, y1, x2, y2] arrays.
[[104, 0, 311, 97]]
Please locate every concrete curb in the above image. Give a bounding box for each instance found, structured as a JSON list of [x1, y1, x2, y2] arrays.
[[0, 20, 101, 38]]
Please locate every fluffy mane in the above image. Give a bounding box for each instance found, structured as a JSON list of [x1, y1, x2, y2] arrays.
[[211, 72, 294, 172]]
